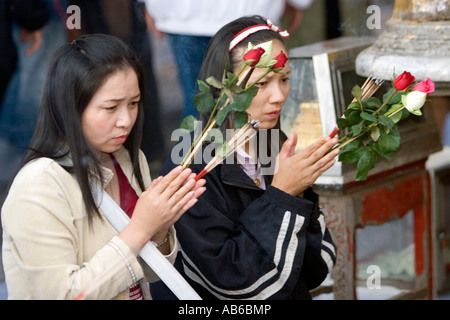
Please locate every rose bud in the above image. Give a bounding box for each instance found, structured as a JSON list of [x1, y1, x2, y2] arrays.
[[413, 78, 435, 96], [402, 91, 427, 116], [244, 47, 266, 67], [271, 51, 289, 72], [394, 71, 415, 91]]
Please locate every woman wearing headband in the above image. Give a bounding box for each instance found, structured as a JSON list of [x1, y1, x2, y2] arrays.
[[144, 0, 314, 119], [157, 16, 338, 300]]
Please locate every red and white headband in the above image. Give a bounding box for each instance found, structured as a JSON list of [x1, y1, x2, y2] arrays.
[[229, 19, 290, 52]]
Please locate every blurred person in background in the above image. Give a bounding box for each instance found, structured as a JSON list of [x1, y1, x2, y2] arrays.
[[0, 0, 67, 188], [0, 0, 49, 105], [0, 0, 68, 151], [143, 0, 314, 120]]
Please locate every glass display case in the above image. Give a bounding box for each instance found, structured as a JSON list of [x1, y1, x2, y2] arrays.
[[284, 37, 442, 300], [282, 37, 375, 185], [282, 36, 441, 186], [355, 210, 416, 299]]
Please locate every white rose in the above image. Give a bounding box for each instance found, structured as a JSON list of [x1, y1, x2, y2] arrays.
[[402, 91, 427, 116]]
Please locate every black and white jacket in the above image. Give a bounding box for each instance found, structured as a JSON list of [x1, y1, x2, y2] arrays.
[[155, 155, 337, 300]]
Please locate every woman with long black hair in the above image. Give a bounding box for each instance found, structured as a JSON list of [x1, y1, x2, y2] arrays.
[[158, 16, 338, 300], [1, 34, 205, 300]]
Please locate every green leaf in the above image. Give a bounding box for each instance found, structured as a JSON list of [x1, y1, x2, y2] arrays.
[[193, 92, 215, 113], [206, 76, 224, 90], [217, 94, 228, 108], [386, 104, 404, 124], [215, 105, 232, 126], [383, 88, 402, 105], [356, 148, 378, 181], [378, 126, 401, 154], [338, 139, 363, 162], [222, 87, 234, 104], [233, 111, 249, 129], [351, 123, 363, 136], [337, 118, 349, 131], [370, 126, 380, 142], [340, 139, 362, 153], [180, 115, 197, 132], [339, 147, 363, 163], [360, 111, 378, 123], [197, 80, 210, 92], [193, 81, 215, 113], [228, 83, 244, 94], [383, 87, 394, 102], [344, 110, 362, 126], [379, 115, 395, 129], [365, 97, 382, 109], [400, 108, 411, 120], [347, 101, 360, 110], [228, 86, 259, 112], [226, 72, 238, 84], [389, 112, 403, 124], [351, 85, 363, 101], [370, 140, 394, 161]]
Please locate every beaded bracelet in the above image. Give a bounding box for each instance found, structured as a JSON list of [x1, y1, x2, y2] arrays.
[[150, 232, 170, 248], [107, 241, 137, 284]]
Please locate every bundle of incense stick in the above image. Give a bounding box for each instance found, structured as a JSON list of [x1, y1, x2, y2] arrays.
[[353, 75, 385, 103], [328, 76, 385, 138], [194, 120, 260, 181]]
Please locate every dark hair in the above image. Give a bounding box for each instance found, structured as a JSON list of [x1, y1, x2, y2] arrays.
[[199, 16, 288, 177], [12, 34, 146, 223], [199, 15, 286, 101]]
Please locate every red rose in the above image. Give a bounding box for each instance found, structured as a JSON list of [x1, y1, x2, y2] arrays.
[[413, 78, 435, 96], [272, 51, 289, 71], [244, 47, 265, 67], [394, 71, 415, 91]]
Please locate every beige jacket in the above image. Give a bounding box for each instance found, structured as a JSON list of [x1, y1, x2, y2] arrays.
[[1, 147, 178, 300]]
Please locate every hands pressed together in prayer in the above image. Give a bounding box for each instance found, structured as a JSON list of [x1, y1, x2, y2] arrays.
[[271, 133, 339, 197], [120, 167, 206, 255]]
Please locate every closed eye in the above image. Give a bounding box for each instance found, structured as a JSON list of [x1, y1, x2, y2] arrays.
[[256, 81, 267, 87], [130, 100, 140, 108]]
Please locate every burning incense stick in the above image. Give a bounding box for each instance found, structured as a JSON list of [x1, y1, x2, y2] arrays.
[[195, 120, 260, 181], [329, 76, 384, 138]]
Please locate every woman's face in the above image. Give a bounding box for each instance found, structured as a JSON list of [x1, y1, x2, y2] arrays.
[[81, 67, 140, 155], [237, 40, 290, 130]]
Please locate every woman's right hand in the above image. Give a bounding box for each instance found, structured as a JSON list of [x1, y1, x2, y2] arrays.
[[271, 133, 339, 197], [119, 166, 206, 255]]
